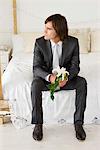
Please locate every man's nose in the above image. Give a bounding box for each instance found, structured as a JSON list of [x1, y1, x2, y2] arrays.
[[44, 29, 47, 34]]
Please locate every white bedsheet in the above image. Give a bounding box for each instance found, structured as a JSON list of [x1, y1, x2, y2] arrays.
[[2, 52, 100, 128], [80, 53, 100, 124], [2, 53, 33, 128]]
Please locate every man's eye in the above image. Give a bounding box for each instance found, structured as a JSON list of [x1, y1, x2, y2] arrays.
[[48, 28, 52, 30]]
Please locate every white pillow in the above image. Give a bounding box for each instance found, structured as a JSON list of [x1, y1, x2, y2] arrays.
[[69, 28, 90, 53], [12, 32, 43, 57], [12, 34, 25, 57], [19, 32, 43, 52], [91, 29, 100, 52]]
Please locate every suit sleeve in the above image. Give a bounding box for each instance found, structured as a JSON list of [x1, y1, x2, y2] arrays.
[[68, 39, 80, 81], [33, 40, 49, 80]]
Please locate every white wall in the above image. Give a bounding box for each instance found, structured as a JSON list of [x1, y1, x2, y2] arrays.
[[0, 0, 99, 33], [0, 0, 13, 32], [0, 0, 13, 46], [17, 0, 99, 32], [0, 0, 99, 46]]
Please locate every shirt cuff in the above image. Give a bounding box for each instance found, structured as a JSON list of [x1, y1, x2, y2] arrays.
[[45, 74, 51, 82]]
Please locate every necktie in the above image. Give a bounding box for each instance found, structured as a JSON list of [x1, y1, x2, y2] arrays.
[[53, 44, 59, 69]]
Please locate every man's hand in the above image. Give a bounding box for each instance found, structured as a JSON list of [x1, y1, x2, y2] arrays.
[[49, 74, 56, 83], [59, 79, 68, 87], [49, 74, 68, 87]]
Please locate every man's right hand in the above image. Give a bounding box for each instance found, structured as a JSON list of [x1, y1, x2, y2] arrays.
[[49, 74, 56, 83]]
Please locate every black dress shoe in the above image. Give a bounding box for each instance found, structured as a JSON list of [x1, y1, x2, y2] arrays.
[[74, 124, 86, 141], [32, 124, 43, 141]]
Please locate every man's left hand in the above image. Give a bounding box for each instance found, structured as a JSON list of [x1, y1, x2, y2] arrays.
[[59, 79, 68, 87]]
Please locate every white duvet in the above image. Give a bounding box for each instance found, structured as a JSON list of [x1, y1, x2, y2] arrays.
[[2, 52, 100, 128]]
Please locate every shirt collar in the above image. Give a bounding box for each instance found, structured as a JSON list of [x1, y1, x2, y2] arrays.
[[50, 40, 62, 48]]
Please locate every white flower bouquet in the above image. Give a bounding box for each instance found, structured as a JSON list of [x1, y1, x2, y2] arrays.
[[48, 66, 69, 101]]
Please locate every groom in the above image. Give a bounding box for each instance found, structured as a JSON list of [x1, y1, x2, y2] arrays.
[[31, 14, 87, 141]]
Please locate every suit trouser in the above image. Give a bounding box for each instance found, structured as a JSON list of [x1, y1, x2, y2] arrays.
[[31, 76, 87, 125]]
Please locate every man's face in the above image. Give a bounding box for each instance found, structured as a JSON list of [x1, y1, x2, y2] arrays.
[[44, 21, 58, 40]]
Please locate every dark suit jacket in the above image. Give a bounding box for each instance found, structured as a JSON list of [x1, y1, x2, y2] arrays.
[[33, 36, 80, 81]]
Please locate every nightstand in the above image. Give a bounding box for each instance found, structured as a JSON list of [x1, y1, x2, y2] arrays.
[[0, 48, 12, 73]]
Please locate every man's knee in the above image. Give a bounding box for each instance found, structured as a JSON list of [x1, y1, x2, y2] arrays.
[[76, 76, 87, 90], [31, 77, 46, 94], [80, 77, 87, 88], [32, 77, 43, 87]]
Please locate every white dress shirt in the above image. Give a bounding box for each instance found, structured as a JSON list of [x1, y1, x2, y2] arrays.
[[45, 40, 62, 81]]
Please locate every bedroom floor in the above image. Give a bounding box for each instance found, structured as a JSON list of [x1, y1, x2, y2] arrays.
[[0, 123, 100, 150]]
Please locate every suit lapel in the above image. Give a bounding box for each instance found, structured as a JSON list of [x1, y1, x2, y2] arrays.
[[60, 38, 69, 66], [46, 40, 53, 67]]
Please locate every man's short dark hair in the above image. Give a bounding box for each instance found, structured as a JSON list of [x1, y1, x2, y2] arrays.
[[45, 14, 68, 41]]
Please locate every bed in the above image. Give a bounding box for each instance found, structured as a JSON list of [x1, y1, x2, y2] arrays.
[[1, 0, 100, 129], [1, 27, 100, 128], [2, 47, 100, 128]]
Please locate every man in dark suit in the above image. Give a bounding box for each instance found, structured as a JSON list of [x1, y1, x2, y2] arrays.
[[31, 14, 87, 141]]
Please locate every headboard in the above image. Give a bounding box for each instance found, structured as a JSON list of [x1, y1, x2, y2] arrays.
[[13, 0, 17, 34]]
